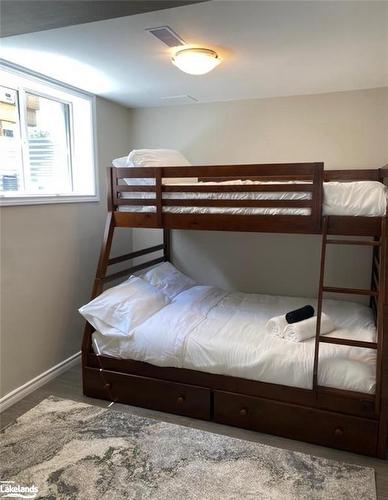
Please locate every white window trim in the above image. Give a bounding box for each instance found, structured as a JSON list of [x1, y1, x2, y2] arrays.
[[0, 60, 100, 207]]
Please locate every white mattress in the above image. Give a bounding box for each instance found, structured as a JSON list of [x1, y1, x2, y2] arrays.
[[93, 286, 377, 394], [119, 180, 387, 217]]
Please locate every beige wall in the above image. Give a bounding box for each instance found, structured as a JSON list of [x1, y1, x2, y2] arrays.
[[0, 97, 132, 398], [129, 88, 388, 298]]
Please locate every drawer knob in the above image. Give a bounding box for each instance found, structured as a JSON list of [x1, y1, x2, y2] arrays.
[[177, 395, 185, 404], [239, 408, 248, 416], [104, 383, 111, 390], [334, 427, 344, 437]]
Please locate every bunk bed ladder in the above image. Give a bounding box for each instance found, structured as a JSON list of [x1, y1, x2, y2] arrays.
[[313, 216, 382, 396]]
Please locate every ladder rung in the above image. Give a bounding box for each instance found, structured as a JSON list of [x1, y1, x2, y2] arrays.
[[326, 239, 380, 247], [322, 286, 378, 297], [319, 336, 377, 349]]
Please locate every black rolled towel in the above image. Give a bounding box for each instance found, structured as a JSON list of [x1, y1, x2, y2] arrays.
[[286, 305, 315, 324]]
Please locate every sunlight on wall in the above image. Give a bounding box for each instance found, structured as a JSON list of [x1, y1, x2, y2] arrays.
[[1, 47, 116, 94]]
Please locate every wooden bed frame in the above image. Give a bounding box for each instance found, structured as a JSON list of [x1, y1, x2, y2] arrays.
[[82, 162, 388, 458]]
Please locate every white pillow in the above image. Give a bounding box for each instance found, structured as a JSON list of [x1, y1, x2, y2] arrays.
[[143, 262, 196, 300], [112, 155, 154, 186], [79, 276, 170, 337], [112, 156, 130, 168], [112, 149, 197, 185], [128, 149, 191, 168]]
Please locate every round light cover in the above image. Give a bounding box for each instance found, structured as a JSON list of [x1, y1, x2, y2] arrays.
[[171, 48, 221, 75]]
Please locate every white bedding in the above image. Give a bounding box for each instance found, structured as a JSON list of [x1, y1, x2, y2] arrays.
[[118, 179, 387, 217], [93, 285, 377, 394]]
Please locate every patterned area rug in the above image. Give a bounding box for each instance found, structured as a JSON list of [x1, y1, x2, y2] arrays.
[[0, 397, 376, 500]]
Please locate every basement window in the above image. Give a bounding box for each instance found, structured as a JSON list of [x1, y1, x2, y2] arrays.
[[0, 64, 97, 205]]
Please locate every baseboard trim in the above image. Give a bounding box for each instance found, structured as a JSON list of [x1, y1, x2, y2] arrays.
[[0, 351, 81, 413]]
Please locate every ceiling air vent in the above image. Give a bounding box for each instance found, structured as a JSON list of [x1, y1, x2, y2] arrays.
[[146, 26, 186, 47], [160, 95, 198, 104]]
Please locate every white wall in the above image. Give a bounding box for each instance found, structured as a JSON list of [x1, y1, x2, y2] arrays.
[[0, 97, 132, 398], [129, 88, 388, 298]]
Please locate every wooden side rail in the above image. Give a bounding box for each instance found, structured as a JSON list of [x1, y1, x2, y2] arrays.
[[114, 163, 323, 178], [104, 257, 166, 284], [109, 162, 324, 234], [324, 165, 388, 185], [324, 169, 380, 181], [95, 236, 170, 293], [108, 244, 164, 265]]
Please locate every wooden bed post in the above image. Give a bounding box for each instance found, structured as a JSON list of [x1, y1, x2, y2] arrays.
[[312, 216, 328, 393], [312, 163, 324, 233], [377, 215, 388, 458], [92, 168, 116, 299], [82, 168, 115, 372], [163, 229, 171, 262]]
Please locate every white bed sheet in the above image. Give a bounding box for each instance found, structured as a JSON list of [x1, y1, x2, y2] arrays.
[[93, 286, 377, 394], [118, 180, 387, 217]]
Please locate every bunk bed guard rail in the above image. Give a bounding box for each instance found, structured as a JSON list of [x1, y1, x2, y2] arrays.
[[110, 162, 324, 234]]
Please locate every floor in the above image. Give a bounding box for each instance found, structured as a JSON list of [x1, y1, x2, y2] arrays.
[[1, 362, 387, 499]]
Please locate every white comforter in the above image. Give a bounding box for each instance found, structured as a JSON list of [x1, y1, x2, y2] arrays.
[[93, 286, 377, 394], [119, 180, 387, 217]]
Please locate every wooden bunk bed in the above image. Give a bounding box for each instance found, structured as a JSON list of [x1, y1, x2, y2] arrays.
[[82, 162, 388, 458]]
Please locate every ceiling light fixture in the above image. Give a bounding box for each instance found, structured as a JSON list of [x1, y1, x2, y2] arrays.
[[171, 48, 221, 75]]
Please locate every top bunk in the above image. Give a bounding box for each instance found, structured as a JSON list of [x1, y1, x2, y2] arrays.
[[108, 161, 388, 237]]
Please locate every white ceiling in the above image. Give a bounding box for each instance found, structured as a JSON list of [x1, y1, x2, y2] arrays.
[[1, 1, 387, 108]]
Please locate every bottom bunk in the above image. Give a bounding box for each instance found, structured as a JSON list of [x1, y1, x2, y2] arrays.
[[81, 262, 384, 457], [91, 283, 376, 395]]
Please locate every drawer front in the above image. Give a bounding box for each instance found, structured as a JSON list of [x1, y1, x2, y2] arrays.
[[214, 390, 378, 456], [84, 367, 211, 420]]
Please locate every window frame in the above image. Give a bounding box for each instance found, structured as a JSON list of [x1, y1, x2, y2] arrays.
[[21, 87, 74, 194], [0, 61, 99, 206]]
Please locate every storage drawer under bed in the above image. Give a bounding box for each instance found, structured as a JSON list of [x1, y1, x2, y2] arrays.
[[213, 390, 379, 456], [83, 367, 211, 420]]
